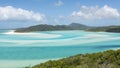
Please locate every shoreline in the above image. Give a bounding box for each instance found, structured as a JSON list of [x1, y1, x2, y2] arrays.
[[0, 59, 60, 68]]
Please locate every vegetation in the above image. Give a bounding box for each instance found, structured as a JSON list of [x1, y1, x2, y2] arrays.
[[106, 26, 120, 33], [15, 23, 120, 33], [15, 23, 91, 32], [87, 26, 120, 33], [26, 49, 120, 68]]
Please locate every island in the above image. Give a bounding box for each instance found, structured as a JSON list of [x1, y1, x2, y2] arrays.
[[26, 49, 120, 68], [15, 23, 120, 33], [87, 26, 120, 33], [15, 23, 91, 32]]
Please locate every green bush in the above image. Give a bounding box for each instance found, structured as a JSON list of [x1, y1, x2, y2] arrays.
[[26, 49, 120, 68]]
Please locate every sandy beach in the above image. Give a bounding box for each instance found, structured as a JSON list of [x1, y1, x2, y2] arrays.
[[0, 59, 51, 68]]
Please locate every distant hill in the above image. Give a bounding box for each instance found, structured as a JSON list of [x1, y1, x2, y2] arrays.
[[106, 26, 120, 33], [15, 23, 91, 32], [15, 23, 120, 33], [87, 26, 120, 33], [69, 23, 90, 30]]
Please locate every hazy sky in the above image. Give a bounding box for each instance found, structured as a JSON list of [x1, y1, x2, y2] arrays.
[[0, 0, 120, 29]]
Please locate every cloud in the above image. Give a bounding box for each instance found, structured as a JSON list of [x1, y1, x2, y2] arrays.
[[71, 5, 120, 20], [0, 6, 45, 22], [55, 0, 64, 6]]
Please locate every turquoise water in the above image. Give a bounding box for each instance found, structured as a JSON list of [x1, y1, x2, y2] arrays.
[[0, 30, 120, 68]]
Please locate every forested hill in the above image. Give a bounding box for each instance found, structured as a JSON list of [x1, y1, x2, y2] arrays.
[[87, 26, 120, 33], [15, 23, 120, 33], [15, 23, 91, 32]]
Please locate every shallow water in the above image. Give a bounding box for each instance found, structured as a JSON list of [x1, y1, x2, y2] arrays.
[[0, 30, 120, 68]]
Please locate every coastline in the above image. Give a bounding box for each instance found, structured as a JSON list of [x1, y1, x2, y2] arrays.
[[0, 59, 60, 68], [0, 60, 45, 68]]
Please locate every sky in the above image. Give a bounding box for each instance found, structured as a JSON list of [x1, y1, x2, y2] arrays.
[[0, 0, 120, 29]]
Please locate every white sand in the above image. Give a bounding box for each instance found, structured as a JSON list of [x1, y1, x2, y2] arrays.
[[0, 59, 55, 68], [4, 30, 62, 38]]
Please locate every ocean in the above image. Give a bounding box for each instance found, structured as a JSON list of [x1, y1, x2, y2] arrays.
[[0, 30, 120, 68]]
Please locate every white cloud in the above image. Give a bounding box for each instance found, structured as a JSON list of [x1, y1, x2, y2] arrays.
[[55, 0, 64, 6], [0, 6, 45, 22], [71, 5, 120, 20]]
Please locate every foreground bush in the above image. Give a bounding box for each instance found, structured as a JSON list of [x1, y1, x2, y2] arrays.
[[26, 49, 120, 68]]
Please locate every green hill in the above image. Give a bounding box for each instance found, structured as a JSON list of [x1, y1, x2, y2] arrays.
[[15, 23, 120, 33], [15, 23, 91, 32], [87, 26, 120, 33]]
